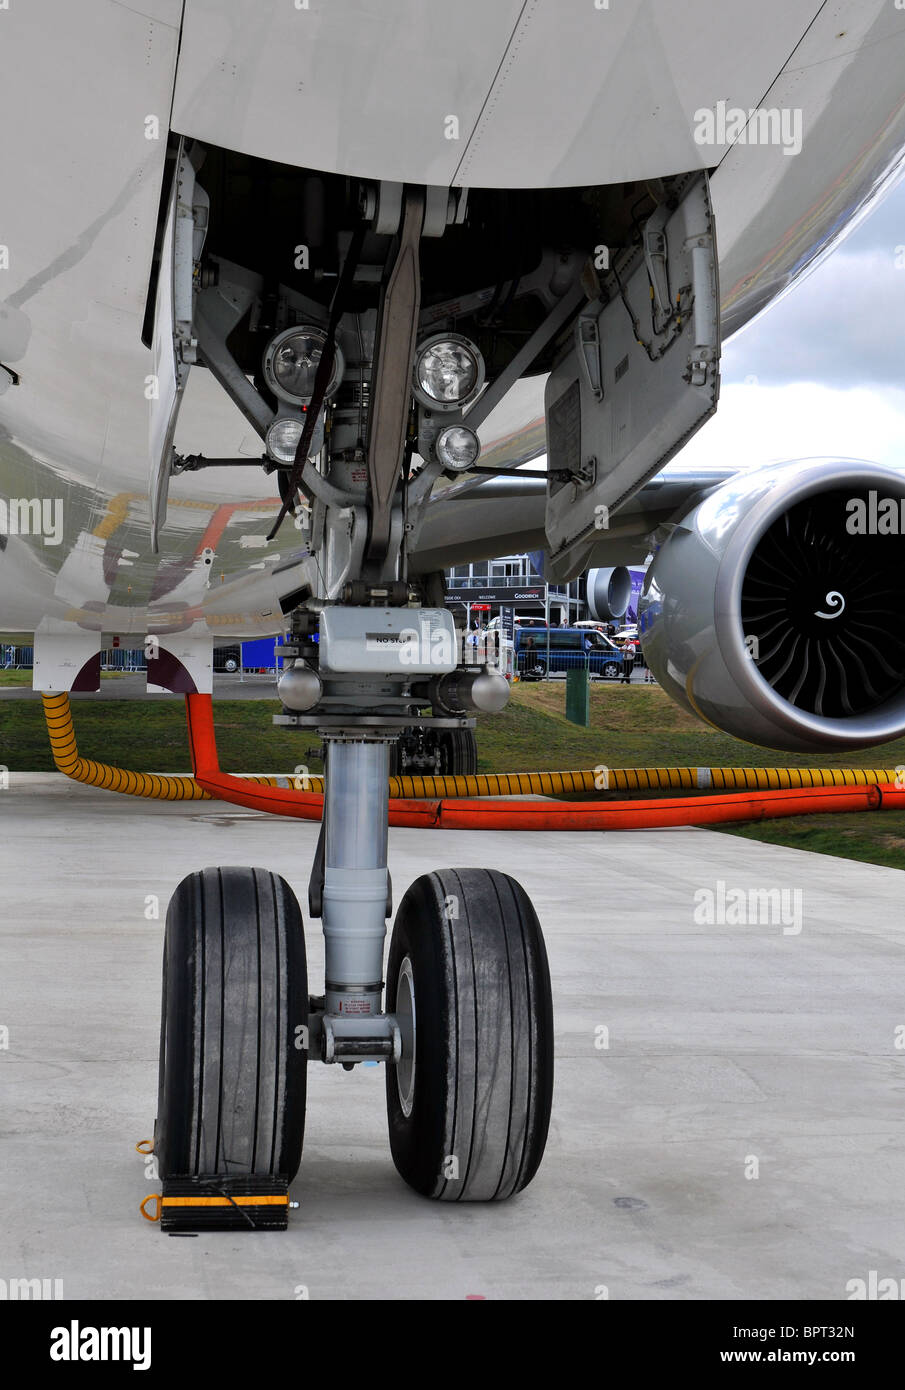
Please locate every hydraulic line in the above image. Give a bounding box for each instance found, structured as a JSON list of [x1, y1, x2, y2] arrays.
[[42, 692, 905, 829]]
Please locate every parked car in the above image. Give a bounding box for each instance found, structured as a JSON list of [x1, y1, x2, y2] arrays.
[[213, 644, 241, 673], [515, 626, 625, 680]]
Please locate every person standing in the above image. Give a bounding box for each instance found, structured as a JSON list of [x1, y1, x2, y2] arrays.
[[522, 632, 540, 679]]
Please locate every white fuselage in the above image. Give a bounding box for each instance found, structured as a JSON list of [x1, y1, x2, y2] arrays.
[[1, 0, 904, 641]]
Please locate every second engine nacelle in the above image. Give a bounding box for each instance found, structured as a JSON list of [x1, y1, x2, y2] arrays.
[[585, 566, 632, 622], [639, 459, 905, 752]]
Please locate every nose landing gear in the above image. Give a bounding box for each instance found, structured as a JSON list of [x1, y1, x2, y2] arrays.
[[152, 179, 555, 1224]]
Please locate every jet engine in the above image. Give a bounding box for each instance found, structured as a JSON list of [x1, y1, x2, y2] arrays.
[[585, 566, 632, 622], [638, 460, 905, 752]]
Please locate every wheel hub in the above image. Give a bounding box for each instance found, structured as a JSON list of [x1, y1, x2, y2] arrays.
[[395, 956, 416, 1117]]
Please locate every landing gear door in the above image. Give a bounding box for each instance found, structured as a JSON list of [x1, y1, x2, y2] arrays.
[[148, 140, 208, 552], [544, 172, 720, 581]]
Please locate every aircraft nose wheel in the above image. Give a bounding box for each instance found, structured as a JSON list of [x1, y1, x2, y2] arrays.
[[385, 868, 554, 1201], [156, 866, 309, 1185]]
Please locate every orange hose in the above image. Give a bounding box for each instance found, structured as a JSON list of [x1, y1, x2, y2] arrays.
[[185, 693, 439, 827], [184, 694, 905, 830]]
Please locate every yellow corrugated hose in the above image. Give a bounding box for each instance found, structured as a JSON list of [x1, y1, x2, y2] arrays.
[[42, 692, 313, 799], [388, 765, 904, 797], [43, 693, 211, 799], [41, 692, 902, 801]]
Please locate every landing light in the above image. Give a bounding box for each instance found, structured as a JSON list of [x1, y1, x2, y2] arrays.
[[266, 416, 305, 464], [262, 325, 344, 406], [413, 334, 484, 410], [436, 424, 480, 472]]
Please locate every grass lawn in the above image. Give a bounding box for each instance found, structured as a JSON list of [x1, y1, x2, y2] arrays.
[[0, 669, 126, 686], [1, 680, 902, 872]]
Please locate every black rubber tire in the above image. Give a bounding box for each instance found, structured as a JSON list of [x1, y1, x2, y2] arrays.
[[603, 661, 620, 680], [439, 728, 478, 776], [156, 867, 309, 1182], [385, 868, 554, 1201]]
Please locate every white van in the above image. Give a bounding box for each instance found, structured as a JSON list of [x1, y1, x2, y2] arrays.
[[485, 615, 548, 631]]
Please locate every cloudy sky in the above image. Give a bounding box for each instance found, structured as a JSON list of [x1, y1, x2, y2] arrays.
[[675, 171, 905, 474]]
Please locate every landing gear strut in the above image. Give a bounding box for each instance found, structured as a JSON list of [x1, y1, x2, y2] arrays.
[[154, 176, 555, 1222]]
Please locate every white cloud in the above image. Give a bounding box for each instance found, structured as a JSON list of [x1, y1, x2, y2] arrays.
[[669, 173, 905, 478], [673, 381, 905, 474], [722, 245, 905, 389]]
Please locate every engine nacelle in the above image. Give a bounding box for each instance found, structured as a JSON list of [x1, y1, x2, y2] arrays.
[[639, 460, 905, 752], [585, 566, 631, 622]]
